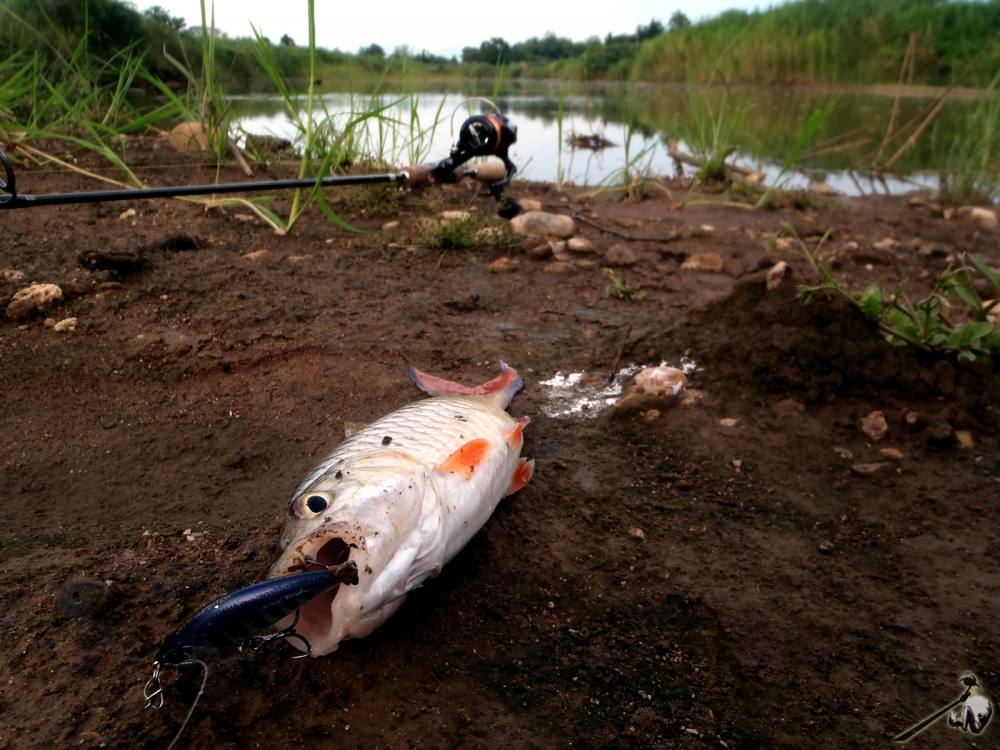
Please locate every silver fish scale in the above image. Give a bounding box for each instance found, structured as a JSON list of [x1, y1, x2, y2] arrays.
[[296, 396, 512, 494]]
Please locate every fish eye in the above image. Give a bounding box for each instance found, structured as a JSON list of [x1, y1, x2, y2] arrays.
[[306, 494, 328, 513]]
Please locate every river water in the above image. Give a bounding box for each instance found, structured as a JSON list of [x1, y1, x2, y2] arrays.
[[231, 82, 978, 197]]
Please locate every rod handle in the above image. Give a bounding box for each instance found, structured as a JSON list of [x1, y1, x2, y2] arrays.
[[403, 160, 508, 189]]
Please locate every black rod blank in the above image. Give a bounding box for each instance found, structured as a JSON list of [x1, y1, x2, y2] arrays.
[[0, 156, 407, 210]]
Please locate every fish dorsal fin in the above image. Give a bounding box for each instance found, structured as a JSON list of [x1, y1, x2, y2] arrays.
[[409, 361, 523, 410]]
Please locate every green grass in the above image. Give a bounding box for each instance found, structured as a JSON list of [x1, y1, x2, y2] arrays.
[[789, 223, 1000, 364], [603, 268, 648, 301], [631, 0, 1000, 86], [418, 213, 490, 251], [680, 83, 748, 182], [934, 74, 1000, 204]]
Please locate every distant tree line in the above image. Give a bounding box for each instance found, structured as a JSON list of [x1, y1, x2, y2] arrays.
[[460, 20, 666, 78], [1, 0, 996, 91]]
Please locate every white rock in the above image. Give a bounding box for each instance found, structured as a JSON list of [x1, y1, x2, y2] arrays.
[[381, 220, 400, 232], [6, 283, 63, 319], [958, 206, 998, 230], [510, 211, 576, 239], [634, 365, 686, 397], [168, 122, 208, 152], [567, 236, 595, 254], [119, 208, 137, 221], [518, 199, 543, 212], [766, 260, 791, 291], [439, 210, 470, 222], [53, 317, 77, 332]]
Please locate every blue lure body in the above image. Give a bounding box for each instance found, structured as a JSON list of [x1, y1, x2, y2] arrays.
[[156, 562, 358, 665]]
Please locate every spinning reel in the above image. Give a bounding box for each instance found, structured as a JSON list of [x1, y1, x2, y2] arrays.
[[429, 113, 519, 217]]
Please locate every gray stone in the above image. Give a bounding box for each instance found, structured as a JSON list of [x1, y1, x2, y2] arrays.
[[603, 243, 638, 266], [510, 211, 576, 239]]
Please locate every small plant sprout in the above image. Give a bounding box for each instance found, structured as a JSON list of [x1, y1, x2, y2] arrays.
[[785, 222, 1000, 363], [602, 267, 648, 301]]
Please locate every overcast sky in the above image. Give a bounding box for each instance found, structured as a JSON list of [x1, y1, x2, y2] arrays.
[[135, 1, 770, 57]]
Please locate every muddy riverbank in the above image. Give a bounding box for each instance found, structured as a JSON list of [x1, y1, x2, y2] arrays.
[[1, 140, 998, 748]]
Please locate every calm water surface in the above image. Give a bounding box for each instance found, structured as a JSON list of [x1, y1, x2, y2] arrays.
[[232, 83, 974, 196]]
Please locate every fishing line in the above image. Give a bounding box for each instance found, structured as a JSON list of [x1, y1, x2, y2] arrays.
[[166, 658, 209, 750]]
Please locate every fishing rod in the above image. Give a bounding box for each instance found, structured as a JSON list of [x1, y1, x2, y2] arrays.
[[0, 112, 520, 216]]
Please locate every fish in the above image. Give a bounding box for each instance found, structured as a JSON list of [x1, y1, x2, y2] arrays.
[[268, 361, 533, 656]]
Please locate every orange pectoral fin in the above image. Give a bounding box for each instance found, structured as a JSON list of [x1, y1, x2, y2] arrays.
[[437, 438, 492, 480], [506, 458, 535, 496], [505, 415, 531, 449]]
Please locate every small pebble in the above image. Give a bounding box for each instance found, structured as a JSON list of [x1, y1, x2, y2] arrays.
[[860, 410, 889, 442], [603, 243, 638, 266], [955, 430, 975, 450], [681, 252, 726, 274], [852, 462, 887, 476], [53, 317, 77, 333], [488, 256, 512, 273]]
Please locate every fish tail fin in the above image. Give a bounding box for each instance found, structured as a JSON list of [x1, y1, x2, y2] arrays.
[[409, 360, 524, 409]]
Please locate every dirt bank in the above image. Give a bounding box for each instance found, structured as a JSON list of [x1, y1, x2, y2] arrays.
[[1, 140, 998, 748]]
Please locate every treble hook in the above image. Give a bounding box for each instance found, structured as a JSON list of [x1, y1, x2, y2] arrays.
[[143, 663, 164, 709], [238, 608, 314, 659]]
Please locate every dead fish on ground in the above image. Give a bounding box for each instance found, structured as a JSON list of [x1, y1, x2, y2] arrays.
[[268, 361, 534, 656]]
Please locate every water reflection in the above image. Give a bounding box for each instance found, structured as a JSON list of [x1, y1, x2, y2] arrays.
[[231, 84, 974, 196]]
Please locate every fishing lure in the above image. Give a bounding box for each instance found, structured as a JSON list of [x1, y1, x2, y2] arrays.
[[143, 560, 358, 746]]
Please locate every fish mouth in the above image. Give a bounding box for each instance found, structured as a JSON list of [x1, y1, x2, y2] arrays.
[[272, 532, 360, 653]]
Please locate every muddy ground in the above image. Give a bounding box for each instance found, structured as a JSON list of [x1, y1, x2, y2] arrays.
[[1, 140, 999, 749]]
